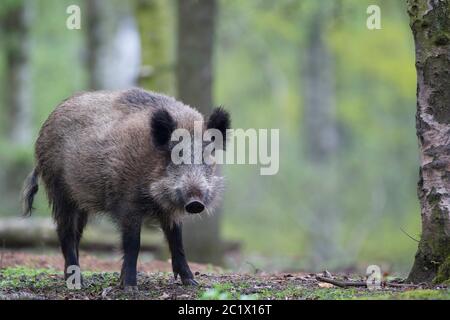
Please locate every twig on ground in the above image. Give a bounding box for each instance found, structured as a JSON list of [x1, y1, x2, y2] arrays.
[[316, 276, 421, 289], [316, 276, 366, 288]]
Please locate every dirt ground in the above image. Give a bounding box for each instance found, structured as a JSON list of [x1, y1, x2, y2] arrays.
[[0, 251, 448, 300], [0, 250, 221, 273]]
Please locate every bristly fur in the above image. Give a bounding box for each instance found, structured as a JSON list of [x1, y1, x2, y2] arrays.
[[207, 107, 231, 149], [21, 168, 39, 216], [151, 109, 177, 149], [24, 88, 231, 287]]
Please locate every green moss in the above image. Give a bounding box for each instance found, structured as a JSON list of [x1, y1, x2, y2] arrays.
[[135, 0, 174, 94], [0, 267, 61, 290], [392, 289, 450, 300], [433, 256, 450, 284], [434, 33, 450, 46]]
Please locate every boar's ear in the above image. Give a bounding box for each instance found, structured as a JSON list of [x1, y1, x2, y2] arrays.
[[207, 107, 231, 149], [151, 109, 177, 150]]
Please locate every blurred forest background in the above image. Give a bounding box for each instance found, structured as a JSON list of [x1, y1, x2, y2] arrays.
[[0, 0, 420, 276]]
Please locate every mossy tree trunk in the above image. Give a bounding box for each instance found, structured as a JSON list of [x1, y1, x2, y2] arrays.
[[1, 0, 32, 146], [135, 0, 175, 94], [407, 0, 450, 284], [0, 0, 33, 214], [176, 0, 222, 264]]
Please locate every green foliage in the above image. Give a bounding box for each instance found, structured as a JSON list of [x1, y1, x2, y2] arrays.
[[0, 266, 60, 289]]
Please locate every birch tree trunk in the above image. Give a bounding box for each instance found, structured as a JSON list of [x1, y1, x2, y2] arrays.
[[407, 0, 450, 284], [176, 0, 222, 264]]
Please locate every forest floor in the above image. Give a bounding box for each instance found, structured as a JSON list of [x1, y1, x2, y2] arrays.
[[0, 251, 449, 300]]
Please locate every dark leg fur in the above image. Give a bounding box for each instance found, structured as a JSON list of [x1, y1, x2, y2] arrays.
[[56, 208, 80, 279], [50, 179, 83, 281], [120, 220, 142, 289], [162, 222, 197, 286], [75, 211, 88, 261]]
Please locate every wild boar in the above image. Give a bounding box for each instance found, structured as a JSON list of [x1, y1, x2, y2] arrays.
[[21, 88, 230, 290]]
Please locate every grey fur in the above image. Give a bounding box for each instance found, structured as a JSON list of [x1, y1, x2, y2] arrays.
[[27, 88, 224, 226], [21, 88, 230, 287]]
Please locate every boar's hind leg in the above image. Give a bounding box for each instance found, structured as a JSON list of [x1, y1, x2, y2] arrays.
[[162, 223, 198, 286], [75, 211, 88, 261], [54, 200, 82, 280], [119, 220, 142, 290]]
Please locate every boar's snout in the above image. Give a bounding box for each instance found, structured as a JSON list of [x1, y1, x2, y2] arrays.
[[185, 200, 205, 214]]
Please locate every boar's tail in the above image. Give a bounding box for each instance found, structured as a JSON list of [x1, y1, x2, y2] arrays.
[[22, 167, 39, 217]]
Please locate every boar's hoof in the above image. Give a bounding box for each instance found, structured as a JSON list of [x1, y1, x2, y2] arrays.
[[181, 278, 199, 286], [124, 285, 139, 293]]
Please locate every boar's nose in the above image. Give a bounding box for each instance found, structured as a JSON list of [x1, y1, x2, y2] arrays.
[[185, 200, 205, 214]]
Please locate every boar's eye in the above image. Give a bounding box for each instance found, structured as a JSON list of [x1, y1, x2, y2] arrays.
[[207, 107, 231, 150], [151, 109, 177, 150]]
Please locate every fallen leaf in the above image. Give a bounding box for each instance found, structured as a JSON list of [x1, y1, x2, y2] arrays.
[[101, 287, 113, 298], [159, 292, 170, 299], [318, 282, 335, 288]]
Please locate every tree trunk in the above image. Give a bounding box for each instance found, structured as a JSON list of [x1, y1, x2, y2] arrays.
[[407, 0, 450, 284], [301, 6, 341, 269], [176, 0, 222, 264], [303, 9, 338, 162], [0, 0, 33, 215], [135, 0, 174, 94], [85, 0, 140, 90], [1, 0, 32, 146]]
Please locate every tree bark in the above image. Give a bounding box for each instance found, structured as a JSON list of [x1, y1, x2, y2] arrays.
[[176, 0, 222, 264], [85, 0, 140, 90], [303, 8, 338, 162], [407, 0, 450, 284], [85, 0, 105, 90], [1, 0, 32, 146], [301, 5, 341, 269], [0, 0, 33, 215], [135, 0, 174, 94]]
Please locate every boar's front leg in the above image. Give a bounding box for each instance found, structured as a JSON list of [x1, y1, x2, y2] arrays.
[[119, 219, 142, 291], [162, 223, 198, 286]]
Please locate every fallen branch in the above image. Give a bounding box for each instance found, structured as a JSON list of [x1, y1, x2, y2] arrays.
[[316, 276, 366, 288], [316, 276, 421, 289]]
